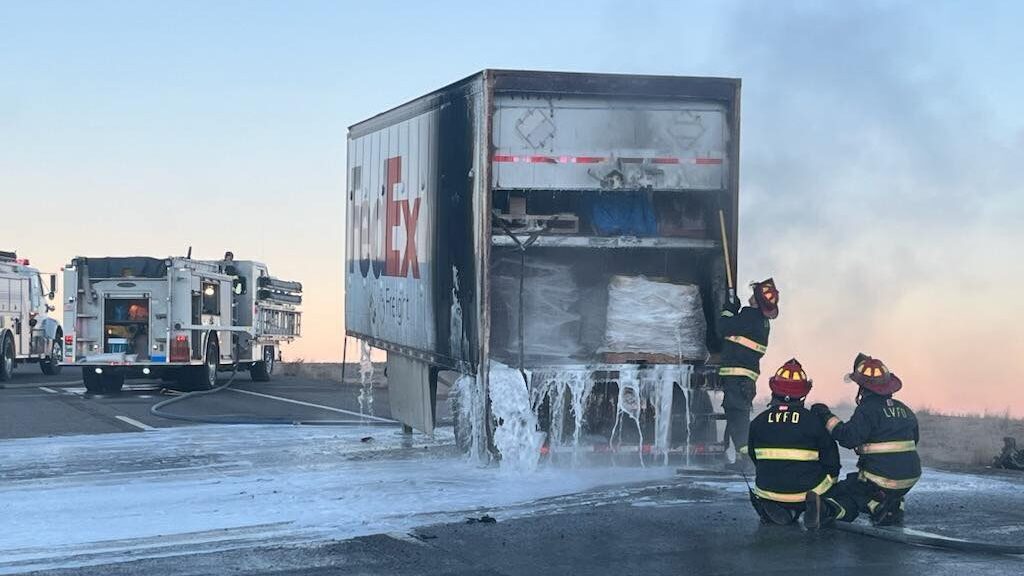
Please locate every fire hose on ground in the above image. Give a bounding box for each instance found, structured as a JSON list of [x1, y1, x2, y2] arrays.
[[149, 360, 399, 427], [833, 521, 1024, 555], [736, 471, 1024, 555]]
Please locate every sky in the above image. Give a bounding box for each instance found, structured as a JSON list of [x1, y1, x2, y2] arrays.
[[3, 1, 1023, 416]]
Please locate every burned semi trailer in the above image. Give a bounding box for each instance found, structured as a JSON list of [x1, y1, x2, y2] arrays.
[[345, 70, 740, 463]]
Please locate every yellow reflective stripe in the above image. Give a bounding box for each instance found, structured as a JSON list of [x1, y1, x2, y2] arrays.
[[721, 310, 735, 317], [752, 475, 834, 503], [725, 335, 768, 354], [826, 416, 841, 432], [867, 499, 880, 513], [858, 440, 917, 454], [739, 445, 749, 455], [826, 498, 847, 521], [811, 475, 835, 495], [754, 448, 819, 461], [859, 470, 919, 490], [719, 367, 759, 381]]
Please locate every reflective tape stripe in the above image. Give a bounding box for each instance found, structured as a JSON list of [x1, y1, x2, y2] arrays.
[[492, 154, 724, 165], [858, 440, 917, 454], [719, 367, 759, 381], [739, 445, 749, 455], [859, 470, 919, 490], [725, 335, 768, 354], [826, 416, 841, 433], [826, 498, 848, 521], [753, 475, 835, 503], [721, 310, 735, 318], [754, 448, 819, 461], [867, 499, 880, 513]]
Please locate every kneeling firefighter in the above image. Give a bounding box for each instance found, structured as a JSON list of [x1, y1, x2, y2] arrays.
[[719, 278, 779, 471], [747, 359, 841, 525], [805, 354, 922, 529]]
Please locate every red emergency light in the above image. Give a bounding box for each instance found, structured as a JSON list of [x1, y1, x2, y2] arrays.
[[16, 258, 29, 265]]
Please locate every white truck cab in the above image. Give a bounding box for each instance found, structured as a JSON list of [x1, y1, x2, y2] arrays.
[[0, 250, 64, 381]]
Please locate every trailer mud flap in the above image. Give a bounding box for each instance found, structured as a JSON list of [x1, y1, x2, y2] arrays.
[[387, 353, 437, 434]]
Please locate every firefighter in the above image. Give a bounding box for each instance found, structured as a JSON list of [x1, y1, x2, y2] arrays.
[[804, 354, 922, 529], [747, 359, 841, 525], [719, 278, 779, 471]]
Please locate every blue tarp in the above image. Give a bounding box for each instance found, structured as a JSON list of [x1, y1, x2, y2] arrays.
[[586, 192, 657, 236]]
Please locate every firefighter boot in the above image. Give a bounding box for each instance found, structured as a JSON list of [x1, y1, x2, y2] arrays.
[[802, 491, 840, 530], [894, 500, 905, 526], [869, 493, 902, 527], [750, 491, 797, 525]]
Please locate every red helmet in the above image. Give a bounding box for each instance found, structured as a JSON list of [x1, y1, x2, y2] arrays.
[[845, 353, 902, 395], [752, 278, 779, 319], [769, 358, 812, 398]]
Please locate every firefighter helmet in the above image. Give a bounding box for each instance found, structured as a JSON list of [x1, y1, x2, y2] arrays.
[[845, 354, 902, 395], [752, 278, 780, 319], [768, 358, 812, 398]]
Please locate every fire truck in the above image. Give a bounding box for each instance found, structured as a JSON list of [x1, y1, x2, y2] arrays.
[[0, 251, 64, 381], [62, 254, 302, 393]]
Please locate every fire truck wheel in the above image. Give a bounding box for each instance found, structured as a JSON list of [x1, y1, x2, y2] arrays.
[[40, 337, 63, 376], [189, 339, 219, 391], [0, 335, 14, 382], [82, 368, 104, 394], [250, 346, 274, 382]]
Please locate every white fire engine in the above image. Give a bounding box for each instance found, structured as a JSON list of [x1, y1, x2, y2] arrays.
[[63, 253, 301, 393], [0, 251, 64, 381]]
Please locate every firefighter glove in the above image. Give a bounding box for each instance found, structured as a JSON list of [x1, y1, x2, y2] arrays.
[[810, 403, 833, 421], [725, 295, 740, 314]]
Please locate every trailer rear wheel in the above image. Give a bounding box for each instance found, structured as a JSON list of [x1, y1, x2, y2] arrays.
[[40, 337, 63, 376], [250, 346, 274, 382], [0, 335, 14, 382]]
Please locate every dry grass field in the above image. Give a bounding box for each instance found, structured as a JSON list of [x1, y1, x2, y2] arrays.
[[915, 409, 1024, 468]]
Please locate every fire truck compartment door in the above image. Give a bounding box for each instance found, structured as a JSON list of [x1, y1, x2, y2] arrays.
[[42, 317, 59, 340], [386, 353, 436, 435]]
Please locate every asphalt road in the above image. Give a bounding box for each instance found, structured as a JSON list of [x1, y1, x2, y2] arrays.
[[0, 367, 406, 440], [2, 369, 1023, 575]]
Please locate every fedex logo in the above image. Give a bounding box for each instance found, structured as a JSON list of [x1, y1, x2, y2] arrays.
[[349, 156, 422, 279]]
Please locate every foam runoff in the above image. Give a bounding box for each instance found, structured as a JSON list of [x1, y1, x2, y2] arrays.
[[358, 340, 374, 417], [489, 362, 545, 473]]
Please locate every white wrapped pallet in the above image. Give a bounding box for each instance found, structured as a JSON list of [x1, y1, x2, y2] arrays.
[[491, 256, 583, 363], [602, 275, 708, 360]]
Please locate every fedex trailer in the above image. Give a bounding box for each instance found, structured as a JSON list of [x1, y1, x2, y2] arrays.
[[345, 70, 740, 462]]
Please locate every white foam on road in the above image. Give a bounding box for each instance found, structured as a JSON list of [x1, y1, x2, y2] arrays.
[[0, 424, 673, 574]]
